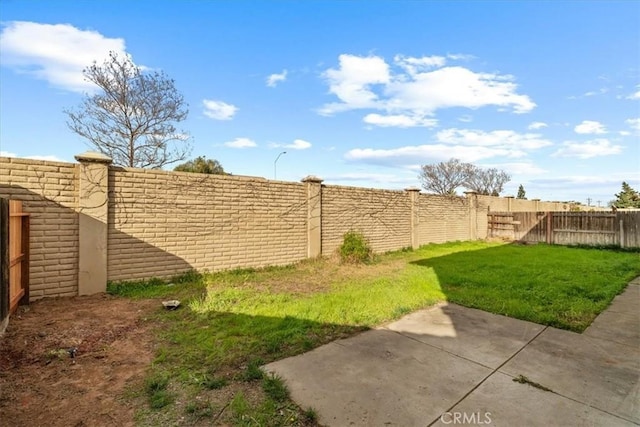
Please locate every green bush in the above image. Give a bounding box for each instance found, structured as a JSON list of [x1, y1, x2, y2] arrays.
[[339, 230, 373, 264]]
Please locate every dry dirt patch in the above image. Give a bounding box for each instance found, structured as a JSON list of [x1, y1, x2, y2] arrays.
[[0, 294, 157, 427]]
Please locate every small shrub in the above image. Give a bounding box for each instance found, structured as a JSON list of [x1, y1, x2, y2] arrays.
[[339, 230, 373, 264]]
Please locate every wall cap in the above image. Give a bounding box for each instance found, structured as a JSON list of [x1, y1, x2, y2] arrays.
[[405, 186, 421, 192], [301, 175, 324, 183], [74, 151, 113, 164]]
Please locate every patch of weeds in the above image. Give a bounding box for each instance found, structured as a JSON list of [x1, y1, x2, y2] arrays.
[[301, 337, 315, 351], [304, 407, 318, 423], [204, 376, 228, 390], [512, 374, 553, 392], [392, 306, 412, 318], [240, 358, 264, 381], [185, 400, 214, 420], [262, 374, 290, 402], [44, 348, 70, 362], [339, 230, 373, 264], [230, 391, 250, 420], [107, 270, 205, 298], [145, 373, 174, 409]]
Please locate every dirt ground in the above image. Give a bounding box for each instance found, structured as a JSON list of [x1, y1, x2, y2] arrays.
[[0, 294, 157, 427]]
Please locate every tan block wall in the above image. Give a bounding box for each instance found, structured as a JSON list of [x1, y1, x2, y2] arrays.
[[5, 155, 589, 299], [477, 194, 578, 212], [107, 168, 308, 281], [0, 157, 79, 299], [321, 185, 412, 254], [417, 195, 471, 244]]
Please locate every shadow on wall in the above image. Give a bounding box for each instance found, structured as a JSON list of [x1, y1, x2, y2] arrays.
[[0, 184, 194, 300]]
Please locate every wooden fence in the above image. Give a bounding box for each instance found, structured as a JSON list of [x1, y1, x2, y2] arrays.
[[488, 211, 640, 248], [1, 198, 9, 334]]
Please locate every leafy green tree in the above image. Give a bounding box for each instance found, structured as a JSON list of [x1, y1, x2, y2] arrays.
[[65, 52, 191, 168], [517, 185, 526, 199], [174, 156, 226, 174], [610, 182, 640, 208]]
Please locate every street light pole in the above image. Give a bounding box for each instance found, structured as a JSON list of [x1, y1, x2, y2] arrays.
[[274, 151, 286, 179]]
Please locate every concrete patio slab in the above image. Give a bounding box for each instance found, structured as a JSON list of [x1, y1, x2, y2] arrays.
[[265, 277, 640, 426], [431, 371, 636, 427], [501, 327, 640, 424], [584, 309, 640, 347], [601, 284, 640, 315], [384, 303, 545, 369], [264, 328, 492, 426]]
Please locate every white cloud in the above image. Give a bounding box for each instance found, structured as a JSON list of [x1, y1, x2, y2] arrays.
[[457, 115, 473, 123], [363, 113, 437, 128], [394, 54, 447, 74], [270, 139, 312, 150], [324, 172, 417, 186], [626, 118, 640, 132], [319, 53, 535, 123], [553, 139, 622, 159], [435, 129, 553, 150], [345, 128, 552, 167], [203, 99, 237, 120], [266, 69, 288, 87], [223, 137, 256, 149], [574, 120, 607, 134], [446, 53, 475, 61], [0, 151, 64, 161], [345, 144, 516, 164], [0, 21, 128, 92], [626, 86, 640, 100], [528, 121, 548, 130], [490, 162, 547, 175], [319, 54, 390, 115]]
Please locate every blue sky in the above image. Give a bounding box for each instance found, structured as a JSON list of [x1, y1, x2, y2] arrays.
[[1, 1, 638, 205]]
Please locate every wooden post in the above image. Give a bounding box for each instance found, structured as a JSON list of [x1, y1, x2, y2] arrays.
[[619, 219, 625, 248], [20, 215, 29, 305], [546, 211, 553, 244]]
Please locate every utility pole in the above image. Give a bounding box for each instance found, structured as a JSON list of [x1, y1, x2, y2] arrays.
[[586, 197, 592, 206]]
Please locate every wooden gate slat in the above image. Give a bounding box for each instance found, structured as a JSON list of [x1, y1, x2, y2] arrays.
[[7, 200, 29, 314]]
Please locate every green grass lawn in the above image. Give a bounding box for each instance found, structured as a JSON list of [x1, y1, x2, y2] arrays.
[[108, 241, 640, 425]]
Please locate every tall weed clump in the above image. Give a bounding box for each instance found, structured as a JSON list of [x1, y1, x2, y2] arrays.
[[339, 230, 373, 264]]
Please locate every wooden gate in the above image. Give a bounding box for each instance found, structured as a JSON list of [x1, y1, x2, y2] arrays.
[[8, 200, 29, 313]]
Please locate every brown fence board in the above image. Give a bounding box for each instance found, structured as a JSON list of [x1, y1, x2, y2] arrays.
[[1, 198, 9, 331], [487, 210, 640, 248], [8, 200, 29, 313]]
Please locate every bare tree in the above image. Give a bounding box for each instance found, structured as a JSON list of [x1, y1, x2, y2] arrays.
[[65, 52, 191, 168], [419, 158, 510, 196], [465, 166, 511, 196], [419, 158, 473, 195]]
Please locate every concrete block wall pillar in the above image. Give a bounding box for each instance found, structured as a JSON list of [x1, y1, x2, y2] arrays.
[[302, 176, 323, 258], [465, 191, 478, 240], [74, 151, 112, 295], [506, 195, 515, 212], [405, 187, 421, 249]]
